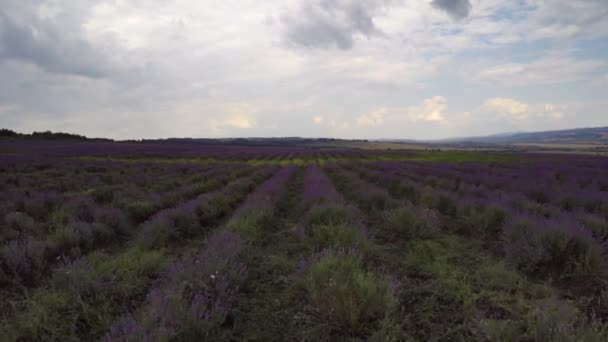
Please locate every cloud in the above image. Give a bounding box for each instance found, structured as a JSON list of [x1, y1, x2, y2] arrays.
[[209, 103, 258, 132], [541, 104, 566, 119], [480, 98, 568, 122], [482, 98, 529, 121], [474, 52, 607, 85], [0, 3, 116, 78], [525, 0, 608, 41], [407, 96, 447, 122], [1, 0, 607, 141], [281, 0, 385, 50], [431, 0, 472, 20], [356, 109, 385, 127], [213, 116, 256, 130], [355, 96, 447, 128]]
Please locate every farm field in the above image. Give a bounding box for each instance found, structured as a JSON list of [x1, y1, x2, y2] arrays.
[[1, 142, 608, 341]]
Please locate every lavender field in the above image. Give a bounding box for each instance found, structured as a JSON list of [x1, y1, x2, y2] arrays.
[[1, 142, 608, 341]]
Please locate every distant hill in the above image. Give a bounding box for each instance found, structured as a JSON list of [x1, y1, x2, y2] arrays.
[[440, 126, 608, 146]]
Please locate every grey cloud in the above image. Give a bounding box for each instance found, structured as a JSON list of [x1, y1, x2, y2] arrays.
[[531, 0, 608, 37], [431, 0, 472, 20], [0, 3, 113, 78], [282, 0, 385, 50]]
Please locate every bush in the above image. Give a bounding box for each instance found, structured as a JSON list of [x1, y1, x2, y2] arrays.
[[477, 319, 522, 342], [392, 181, 419, 204], [137, 215, 174, 249], [3, 212, 37, 241], [3, 248, 167, 340], [381, 207, 440, 241], [137, 205, 199, 249], [307, 223, 369, 250], [306, 204, 353, 227], [90, 187, 115, 203], [23, 192, 61, 221], [503, 217, 606, 283], [46, 224, 84, 258], [196, 196, 231, 227], [107, 231, 245, 341], [356, 185, 395, 212], [94, 207, 130, 236], [64, 196, 97, 222], [125, 201, 155, 223], [401, 277, 476, 340], [0, 237, 47, 286], [472, 261, 523, 292], [526, 298, 607, 342], [295, 252, 396, 340], [458, 205, 508, 239], [226, 209, 274, 243]]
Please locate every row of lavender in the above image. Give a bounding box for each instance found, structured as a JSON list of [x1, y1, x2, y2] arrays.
[[325, 161, 608, 340], [105, 163, 403, 341], [352, 160, 608, 283], [0, 141, 408, 162], [105, 166, 297, 341], [340, 160, 608, 323], [361, 160, 607, 250], [1, 162, 280, 340], [0, 160, 262, 291], [287, 165, 400, 340]]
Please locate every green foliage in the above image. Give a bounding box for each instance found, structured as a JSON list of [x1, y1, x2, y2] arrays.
[[226, 209, 275, 244], [503, 219, 606, 282], [306, 204, 351, 226], [46, 225, 83, 257], [400, 276, 476, 340], [381, 207, 438, 241], [124, 200, 155, 222], [401, 238, 450, 278], [297, 254, 396, 340], [458, 205, 508, 239], [307, 223, 369, 250], [478, 319, 522, 342], [472, 261, 523, 292], [0, 238, 47, 286], [525, 299, 608, 342], [408, 151, 515, 163], [2, 248, 167, 341]]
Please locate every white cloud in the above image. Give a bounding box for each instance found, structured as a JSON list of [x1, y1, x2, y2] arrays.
[[407, 96, 447, 122], [355, 96, 447, 129], [541, 104, 567, 119], [313, 115, 324, 124], [479, 97, 569, 123], [212, 116, 255, 130], [482, 98, 529, 120], [356, 109, 385, 127]]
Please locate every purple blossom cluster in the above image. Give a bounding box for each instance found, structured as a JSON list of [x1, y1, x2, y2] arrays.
[[302, 165, 342, 204], [233, 165, 296, 217]]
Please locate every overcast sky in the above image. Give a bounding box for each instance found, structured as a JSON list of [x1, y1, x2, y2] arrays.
[[1, 0, 607, 140]]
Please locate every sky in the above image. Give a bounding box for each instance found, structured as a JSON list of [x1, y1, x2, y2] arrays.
[[0, 0, 607, 140]]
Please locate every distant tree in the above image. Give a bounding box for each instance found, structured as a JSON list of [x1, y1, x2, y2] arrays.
[[31, 130, 89, 141], [0, 128, 19, 137]]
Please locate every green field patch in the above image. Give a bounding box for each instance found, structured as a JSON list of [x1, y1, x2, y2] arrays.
[[406, 150, 518, 163], [74, 150, 523, 166]]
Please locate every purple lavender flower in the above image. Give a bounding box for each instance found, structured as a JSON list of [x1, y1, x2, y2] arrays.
[[302, 165, 342, 204]]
